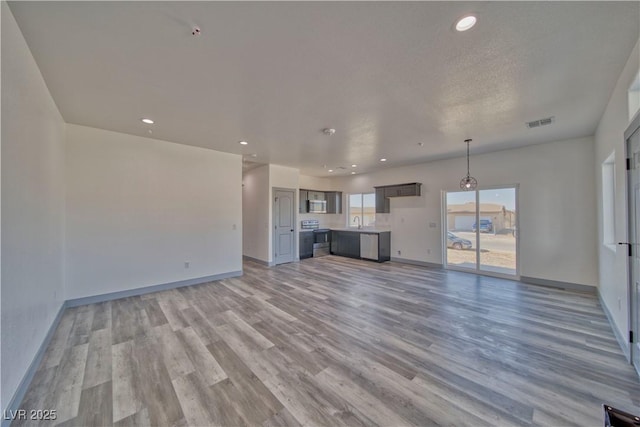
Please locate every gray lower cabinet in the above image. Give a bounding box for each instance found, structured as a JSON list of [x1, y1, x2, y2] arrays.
[[330, 230, 391, 262], [299, 231, 314, 259], [331, 231, 360, 258]]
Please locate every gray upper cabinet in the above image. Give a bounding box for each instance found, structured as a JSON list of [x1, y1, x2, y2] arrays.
[[325, 191, 342, 214], [299, 190, 309, 213], [374, 183, 421, 213], [300, 189, 339, 213], [375, 188, 390, 214], [382, 183, 421, 198]]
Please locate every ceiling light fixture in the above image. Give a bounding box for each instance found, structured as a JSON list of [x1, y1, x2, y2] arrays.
[[323, 128, 336, 136], [141, 118, 154, 124], [328, 169, 334, 173], [351, 172, 356, 175], [380, 158, 387, 162], [351, 164, 357, 168], [239, 141, 248, 145], [455, 15, 477, 32], [460, 139, 477, 191]]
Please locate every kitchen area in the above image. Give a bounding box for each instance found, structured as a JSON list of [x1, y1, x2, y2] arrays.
[[298, 183, 420, 263]]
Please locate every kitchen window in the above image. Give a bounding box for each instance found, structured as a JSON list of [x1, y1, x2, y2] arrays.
[[348, 193, 376, 228]]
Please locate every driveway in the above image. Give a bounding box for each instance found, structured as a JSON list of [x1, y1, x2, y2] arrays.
[[453, 231, 516, 252]]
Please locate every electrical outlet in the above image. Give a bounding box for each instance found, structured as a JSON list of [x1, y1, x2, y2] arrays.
[[184, 261, 190, 269], [397, 250, 401, 256], [232, 224, 237, 230], [429, 222, 436, 228]]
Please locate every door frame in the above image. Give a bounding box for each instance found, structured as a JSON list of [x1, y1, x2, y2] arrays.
[[624, 111, 640, 373], [272, 187, 297, 265], [442, 184, 520, 280]]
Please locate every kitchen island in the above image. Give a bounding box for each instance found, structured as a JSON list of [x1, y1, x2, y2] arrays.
[[330, 229, 391, 262]]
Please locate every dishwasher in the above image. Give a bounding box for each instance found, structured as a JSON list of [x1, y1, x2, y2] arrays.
[[360, 233, 379, 260]]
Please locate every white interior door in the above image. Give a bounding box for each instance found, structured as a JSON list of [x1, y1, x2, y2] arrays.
[[273, 189, 295, 265], [627, 126, 640, 375]]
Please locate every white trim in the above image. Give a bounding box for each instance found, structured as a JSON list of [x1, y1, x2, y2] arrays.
[[65, 271, 242, 307], [1, 304, 66, 427], [390, 257, 443, 269], [598, 289, 631, 362]]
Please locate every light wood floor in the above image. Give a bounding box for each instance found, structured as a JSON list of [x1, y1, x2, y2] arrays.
[[15, 256, 640, 426]]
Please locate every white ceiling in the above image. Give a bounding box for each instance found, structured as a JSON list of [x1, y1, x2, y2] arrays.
[[8, 1, 639, 177]]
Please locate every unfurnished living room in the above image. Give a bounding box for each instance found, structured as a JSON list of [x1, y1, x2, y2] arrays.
[[2, 1, 640, 426]]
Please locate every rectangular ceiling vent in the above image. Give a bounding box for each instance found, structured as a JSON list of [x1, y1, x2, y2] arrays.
[[526, 116, 555, 129]]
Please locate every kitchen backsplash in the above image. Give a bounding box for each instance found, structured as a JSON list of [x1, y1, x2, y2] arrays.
[[299, 213, 343, 228], [299, 212, 392, 229]]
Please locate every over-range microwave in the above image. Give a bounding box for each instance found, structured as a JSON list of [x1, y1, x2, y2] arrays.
[[307, 200, 327, 213]]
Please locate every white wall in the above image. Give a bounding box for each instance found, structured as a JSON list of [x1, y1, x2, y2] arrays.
[[243, 165, 270, 263], [65, 124, 242, 299], [595, 38, 640, 349], [243, 164, 302, 264], [300, 175, 331, 191], [1, 2, 66, 410], [330, 137, 598, 287]]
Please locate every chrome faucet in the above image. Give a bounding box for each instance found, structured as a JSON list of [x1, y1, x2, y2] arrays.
[[353, 216, 362, 229]]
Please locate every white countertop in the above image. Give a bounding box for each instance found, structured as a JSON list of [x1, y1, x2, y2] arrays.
[[329, 228, 391, 233]]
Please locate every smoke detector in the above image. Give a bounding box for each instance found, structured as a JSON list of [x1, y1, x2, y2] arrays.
[[323, 128, 336, 136]]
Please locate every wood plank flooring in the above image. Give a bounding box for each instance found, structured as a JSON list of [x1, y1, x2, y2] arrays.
[[14, 256, 640, 426]]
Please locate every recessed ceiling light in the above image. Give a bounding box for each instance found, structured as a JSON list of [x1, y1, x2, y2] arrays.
[[455, 15, 477, 32], [380, 158, 387, 162], [351, 164, 357, 168], [323, 128, 336, 136], [328, 169, 334, 173], [141, 118, 154, 124], [418, 142, 424, 147], [351, 171, 356, 175], [239, 141, 248, 145]]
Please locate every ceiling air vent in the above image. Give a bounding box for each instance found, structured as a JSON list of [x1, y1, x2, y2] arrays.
[[526, 116, 555, 129]]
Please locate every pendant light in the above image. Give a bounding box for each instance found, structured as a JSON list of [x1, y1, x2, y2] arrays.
[[460, 138, 477, 191]]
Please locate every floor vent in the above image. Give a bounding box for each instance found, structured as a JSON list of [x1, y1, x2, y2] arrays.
[[526, 116, 555, 129]]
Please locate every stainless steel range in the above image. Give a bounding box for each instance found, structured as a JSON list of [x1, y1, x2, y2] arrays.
[[301, 220, 331, 257]]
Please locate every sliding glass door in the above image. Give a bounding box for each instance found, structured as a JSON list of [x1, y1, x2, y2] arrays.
[[444, 186, 518, 277], [445, 191, 477, 269]]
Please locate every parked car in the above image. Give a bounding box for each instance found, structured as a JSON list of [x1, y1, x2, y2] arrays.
[[472, 219, 493, 233], [447, 232, 472, 250]]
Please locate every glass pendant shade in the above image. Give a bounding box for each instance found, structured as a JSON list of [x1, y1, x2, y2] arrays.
[[460, 139, 477, 191]]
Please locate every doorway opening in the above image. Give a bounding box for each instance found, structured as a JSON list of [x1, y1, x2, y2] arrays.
[[444, 186, 519, 278]]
